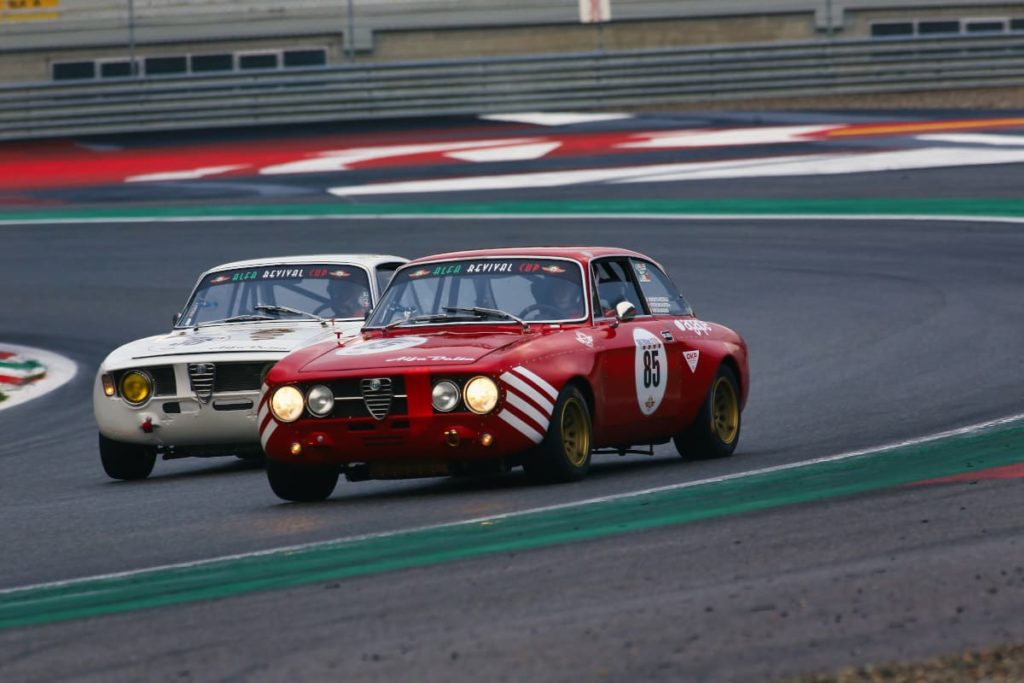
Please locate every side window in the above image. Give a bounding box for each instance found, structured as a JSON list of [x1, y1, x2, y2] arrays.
[[631, 259, 693, 316], [591, 258, 646, 318], [375, 262, 404, 296]]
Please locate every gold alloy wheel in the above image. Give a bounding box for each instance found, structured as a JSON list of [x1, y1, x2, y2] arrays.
[[711, 376, 740, 445], [561, 397, 591, 467]]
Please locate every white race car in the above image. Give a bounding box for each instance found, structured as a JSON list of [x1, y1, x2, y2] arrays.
[[93, 254, 407, 480]]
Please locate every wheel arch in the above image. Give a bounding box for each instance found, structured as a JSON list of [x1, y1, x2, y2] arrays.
[[719, 355, 744, 404]]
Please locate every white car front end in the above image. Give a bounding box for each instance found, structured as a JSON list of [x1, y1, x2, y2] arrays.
[[93, 321, 356, 456]]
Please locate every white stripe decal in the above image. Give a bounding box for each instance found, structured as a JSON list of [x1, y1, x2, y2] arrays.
[[512, 366, 558, 401], [498, 409, 544, 444], [505, 391, 550, 433], [499, 372, 554, 415], [260, 421, 277, 450], [257, 402, 269, 427]]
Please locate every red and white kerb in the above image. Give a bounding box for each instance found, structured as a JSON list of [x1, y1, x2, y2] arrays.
[[497, 366, 559, 445]]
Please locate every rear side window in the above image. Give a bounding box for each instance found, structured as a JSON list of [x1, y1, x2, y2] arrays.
[[592, 258, 646, 318], [375, 262, 404, 294], [631, 259, 692, 316]]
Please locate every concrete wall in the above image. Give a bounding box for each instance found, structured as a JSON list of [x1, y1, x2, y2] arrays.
[[1, 1, 1022, 83]]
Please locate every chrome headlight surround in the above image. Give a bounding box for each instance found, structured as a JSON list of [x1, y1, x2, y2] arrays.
[[463, 376, 499, 415], [118, 369, 153, 406], [270, 385, 304, 423], [432, 380, 461, 413], [306, 384, 335, 418]]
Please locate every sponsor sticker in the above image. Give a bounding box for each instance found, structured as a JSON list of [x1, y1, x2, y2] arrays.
[[684, 350, 700, 373], [408, 269, 432, 279], [575, 331, 594, 348], [633, 261, 653, 283], [674, 319, 713, 336], [633, 328, 666, 416], [335, 336, 428, 356]]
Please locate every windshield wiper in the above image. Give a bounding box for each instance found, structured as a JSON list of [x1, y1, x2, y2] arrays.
[[444, 306, 528, 331], [383, 314, 454, 330], [193, 314, 274, 329], [254, 304, 327, 323]]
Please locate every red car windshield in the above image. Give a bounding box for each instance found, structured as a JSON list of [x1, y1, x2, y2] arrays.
[[368, 258, 586, 326]]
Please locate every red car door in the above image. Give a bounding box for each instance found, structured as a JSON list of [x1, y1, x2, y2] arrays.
[[589, 257, 683, 447]]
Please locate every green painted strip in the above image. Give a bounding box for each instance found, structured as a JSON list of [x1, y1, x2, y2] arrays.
[[2, 198, 1024, 222], [1, 420, 1023, 630]]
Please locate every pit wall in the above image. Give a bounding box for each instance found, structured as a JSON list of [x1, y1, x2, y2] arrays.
[[1, 1, 1022, 83]]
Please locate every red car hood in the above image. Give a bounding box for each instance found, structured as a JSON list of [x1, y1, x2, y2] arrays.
[[299, 330, 526, 373]]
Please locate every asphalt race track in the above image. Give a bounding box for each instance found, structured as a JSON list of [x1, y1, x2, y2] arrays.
[[2, 206, 1024, 680]]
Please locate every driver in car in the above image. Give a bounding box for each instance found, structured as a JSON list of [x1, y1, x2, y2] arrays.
[[528, 275, 585, 319], [326, 278, 371, 318]]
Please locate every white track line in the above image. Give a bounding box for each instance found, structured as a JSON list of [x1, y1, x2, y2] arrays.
[[2, 411, 1022, 597], [0, 344, 77, 412], [1, 213, 1024, 226]]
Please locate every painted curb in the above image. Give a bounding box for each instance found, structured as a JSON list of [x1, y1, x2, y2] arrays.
[[0, 344, 77, 412]]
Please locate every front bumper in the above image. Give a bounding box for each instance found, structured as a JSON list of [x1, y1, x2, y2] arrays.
[[262, 411, 538, 467], [93, 372, 262, 447]]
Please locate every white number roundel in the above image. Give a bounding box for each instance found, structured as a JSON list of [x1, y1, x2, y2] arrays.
[[633, 328, 666, 416]]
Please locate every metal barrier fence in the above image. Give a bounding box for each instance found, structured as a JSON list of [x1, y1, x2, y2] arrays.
[[2, 33, 1023, 140]]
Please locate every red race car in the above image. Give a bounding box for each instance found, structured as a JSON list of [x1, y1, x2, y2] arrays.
[[260, 247, 748, 501]]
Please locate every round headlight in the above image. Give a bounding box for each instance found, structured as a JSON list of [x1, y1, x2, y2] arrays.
[[432, 380, 460, 413], [270, 386, 304, 423], [463, 376, 498, 415], [306, 384, 335, 418], [119, 370, 152, 406]]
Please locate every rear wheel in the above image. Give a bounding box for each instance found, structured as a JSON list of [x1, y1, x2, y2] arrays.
[[523, 385, 592, 483], [674, 365, 741, 460], [266, 460, 339, 502], [99, 434, 157, 480]]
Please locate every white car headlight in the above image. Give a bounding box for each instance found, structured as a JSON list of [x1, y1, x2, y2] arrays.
[[463, 376, 498, 415], [119, 370, 153, 406], [306, 385, 335, 418], [432, 380, 460, 412], [270, 386, 304, 422]]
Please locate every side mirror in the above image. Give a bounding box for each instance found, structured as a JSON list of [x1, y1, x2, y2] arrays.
[[172, 312, 181, 326], [614, 301, 636, 323]]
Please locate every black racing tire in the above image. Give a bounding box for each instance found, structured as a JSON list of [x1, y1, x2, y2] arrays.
[[674, 364, 741, 460], [99, 433, 157, 481], [266, 459, 339, 502], [523, 385, 592, 483]]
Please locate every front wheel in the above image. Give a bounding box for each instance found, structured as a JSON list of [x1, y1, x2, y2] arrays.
[[266, 460, 339, 502], [523, 385, 592, 483], [674, 365, 741, 460], [99, 434, 157, 480]]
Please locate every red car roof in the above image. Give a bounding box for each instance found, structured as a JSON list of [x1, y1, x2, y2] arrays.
[[408, 246, 649, 266]]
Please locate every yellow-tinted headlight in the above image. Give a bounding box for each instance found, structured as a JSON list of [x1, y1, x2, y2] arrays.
[[119, 370, 152, 406], [270, 385, 304, 423], [463, 376, 498, 415]]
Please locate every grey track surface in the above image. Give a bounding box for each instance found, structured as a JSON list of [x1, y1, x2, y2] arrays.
[[1, 215, 1024, 681]]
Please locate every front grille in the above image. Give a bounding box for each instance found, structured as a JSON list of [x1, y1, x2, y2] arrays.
[[188, 363, 216, 403], [361, 377, 393, 420], [328, 377, 407, 419], [214, 362, 272, 392]]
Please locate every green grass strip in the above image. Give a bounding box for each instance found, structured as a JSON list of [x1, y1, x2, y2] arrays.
[[2, 198, 1024, 222], [1, 420, 1022, 630]]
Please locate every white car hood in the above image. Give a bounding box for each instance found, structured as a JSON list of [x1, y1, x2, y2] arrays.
[[101, 321, 363, 369]]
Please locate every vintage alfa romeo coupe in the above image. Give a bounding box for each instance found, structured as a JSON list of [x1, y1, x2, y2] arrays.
[[260, 247, 748, 501]]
